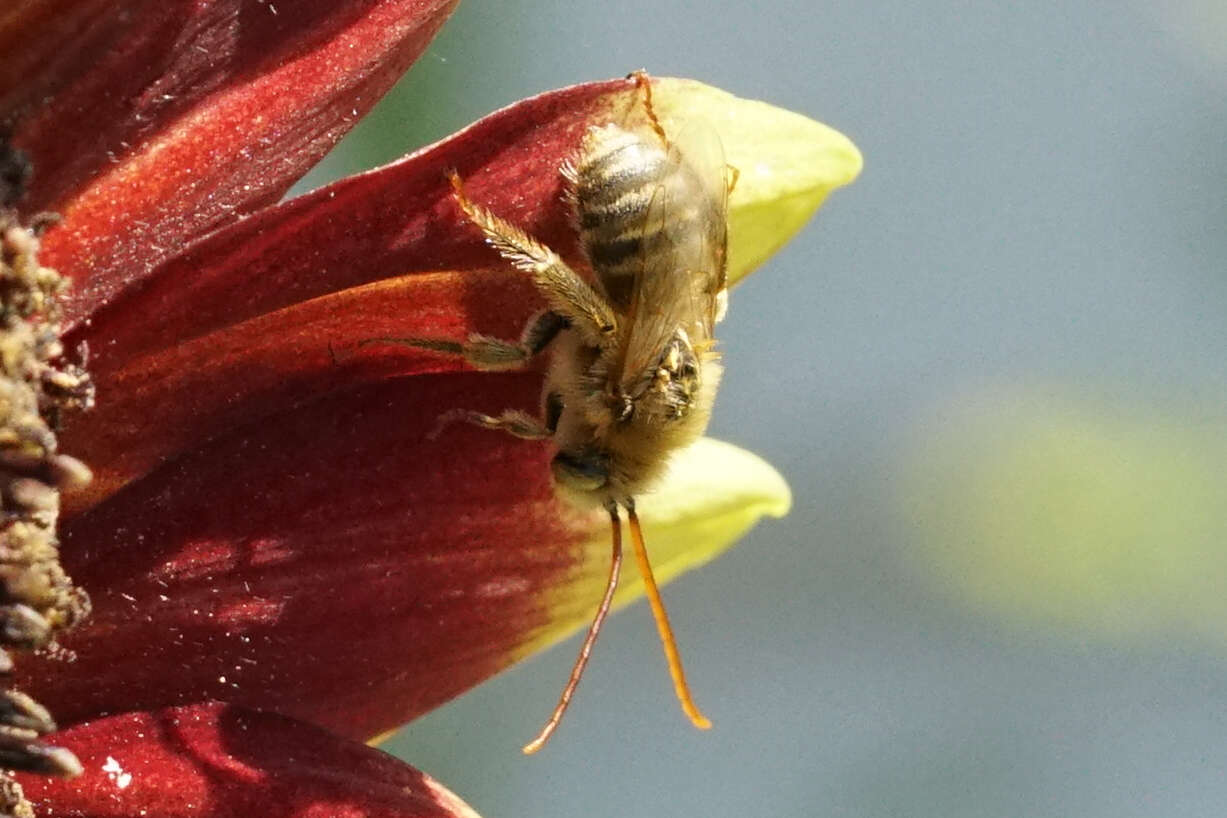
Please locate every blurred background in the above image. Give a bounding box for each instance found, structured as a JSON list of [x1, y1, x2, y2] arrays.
[[293, 1, 1227, 815]]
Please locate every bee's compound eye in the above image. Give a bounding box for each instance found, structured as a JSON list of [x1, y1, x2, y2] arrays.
[[551, 450, 609, 492]]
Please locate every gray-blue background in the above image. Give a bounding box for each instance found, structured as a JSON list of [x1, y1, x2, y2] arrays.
[[295, 1, 1227, 815]]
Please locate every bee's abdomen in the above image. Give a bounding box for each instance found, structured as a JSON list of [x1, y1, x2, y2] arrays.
[[569, 125, 707, 311]]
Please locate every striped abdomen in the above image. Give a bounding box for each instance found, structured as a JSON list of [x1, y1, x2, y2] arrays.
[[566, 124, 715, 312]]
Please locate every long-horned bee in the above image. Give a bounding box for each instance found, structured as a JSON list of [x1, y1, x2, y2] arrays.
[[381, 72, 735, 753]]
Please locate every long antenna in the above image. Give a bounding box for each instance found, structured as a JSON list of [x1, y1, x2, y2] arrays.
[[522, 504, 624, 754], [626, 502, 712, 729]]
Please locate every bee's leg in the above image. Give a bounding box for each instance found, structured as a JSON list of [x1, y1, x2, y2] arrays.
[[627, 70, 668, 146], [514, 309, 571, 363], [447, 172, 618, 347], [364, 310, 570, 371], [429, 409, 551, 441], [544, 391, 564, 434]]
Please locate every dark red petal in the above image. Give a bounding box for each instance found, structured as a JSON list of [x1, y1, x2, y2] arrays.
[[72, 77, 633, 351], [62, 271, 539, 514], [16, 702, 482, 817], [1, 0, 457, 325], [17, 372, 590, 739]]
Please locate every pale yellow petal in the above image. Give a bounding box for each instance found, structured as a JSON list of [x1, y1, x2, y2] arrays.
[[651, 78, 862, 284]]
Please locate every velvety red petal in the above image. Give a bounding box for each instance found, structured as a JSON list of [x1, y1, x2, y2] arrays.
[[16, 702, 482, 817], [71, 77, 634, 354], [17, 371, 591, 740], [62, 271, 540, 514], [1, 0, 457, 326]]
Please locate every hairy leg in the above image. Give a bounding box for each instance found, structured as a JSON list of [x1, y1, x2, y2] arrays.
[[428, 409, 551, 441], [447, 172, 617, 347], [364, 310, 569, 371]]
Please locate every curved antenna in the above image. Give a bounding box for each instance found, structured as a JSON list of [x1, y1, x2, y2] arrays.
[[522, 504, 624, 754], [626, 502, 712, 730]]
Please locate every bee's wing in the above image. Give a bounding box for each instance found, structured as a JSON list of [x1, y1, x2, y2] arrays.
[[619, 121, 730, 387]]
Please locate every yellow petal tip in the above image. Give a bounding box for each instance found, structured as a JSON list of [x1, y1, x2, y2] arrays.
[[642, 436, 793, 524], [523, 439, 791, 658], [650, 78, 862, 283], [613, 437, 792, 601]]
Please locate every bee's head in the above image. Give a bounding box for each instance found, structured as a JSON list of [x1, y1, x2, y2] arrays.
[[550, 448, 610, 498]]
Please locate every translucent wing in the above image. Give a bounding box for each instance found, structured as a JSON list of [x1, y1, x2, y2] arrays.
[[618, 120, 729, 392]]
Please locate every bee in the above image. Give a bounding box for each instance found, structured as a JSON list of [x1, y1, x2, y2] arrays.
[[381, 71, 735, 753]]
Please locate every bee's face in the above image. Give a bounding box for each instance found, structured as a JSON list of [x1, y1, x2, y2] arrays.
[[550, 448, 610, 495]]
